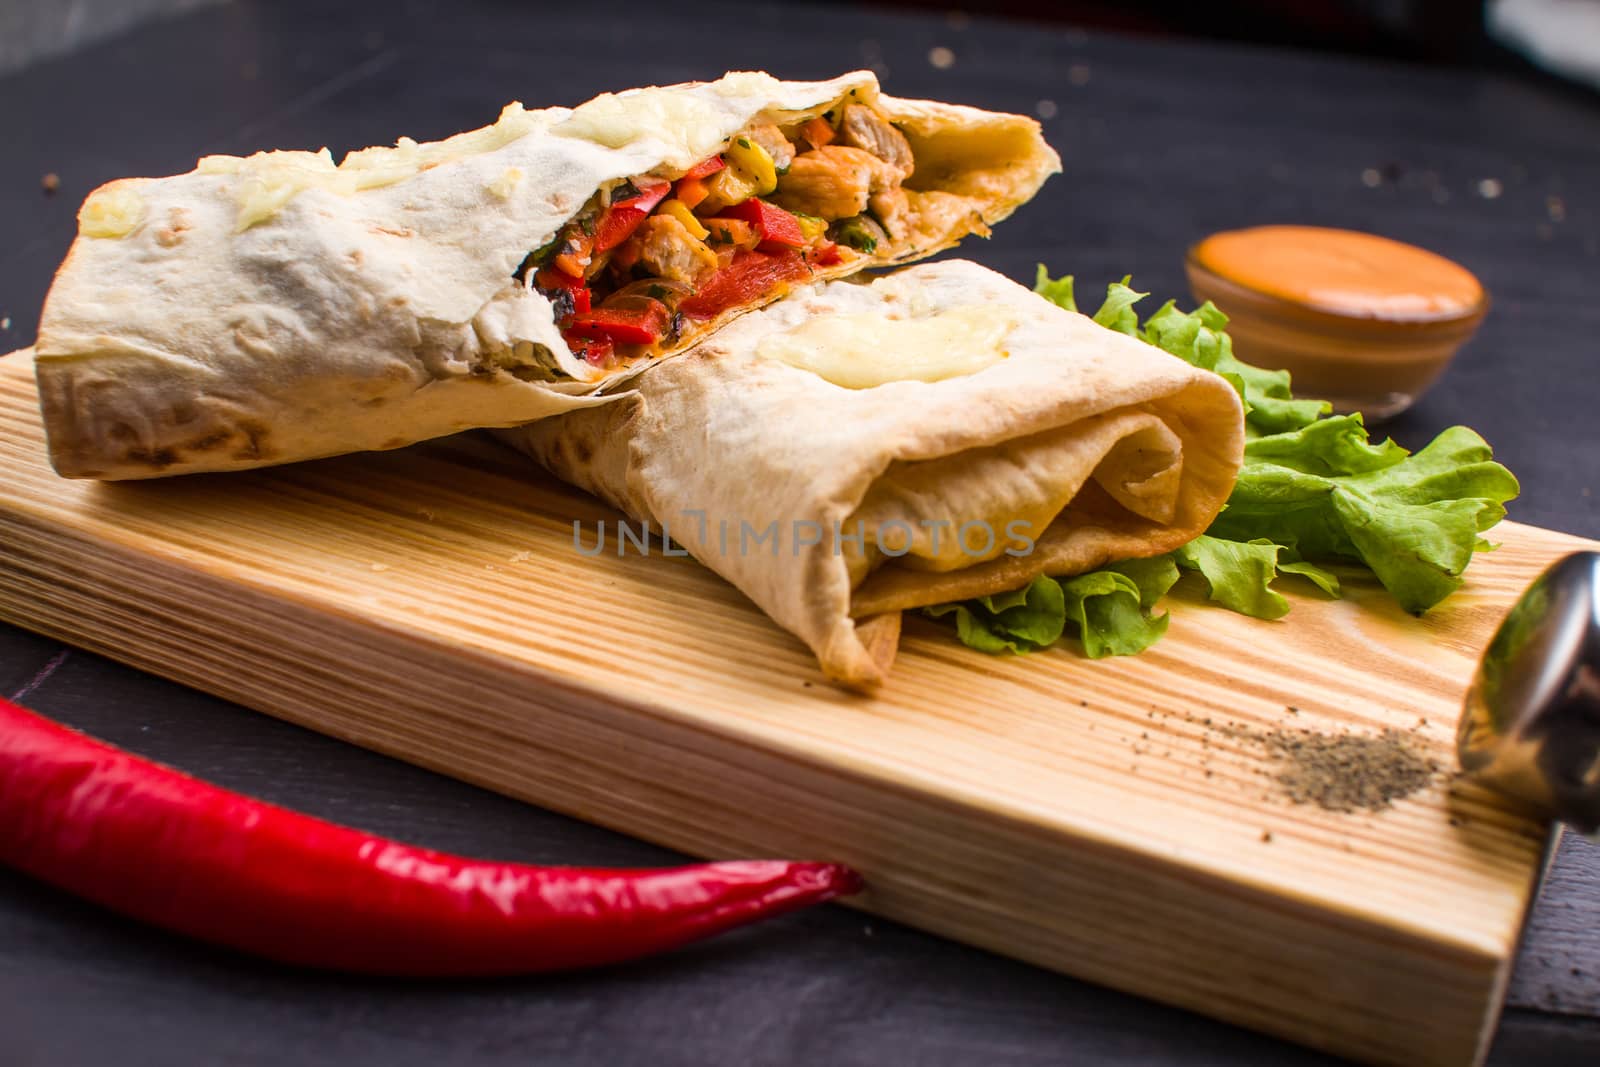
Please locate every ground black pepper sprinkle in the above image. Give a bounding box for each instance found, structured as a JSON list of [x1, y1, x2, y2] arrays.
[[1259, 728, 1439, 812]]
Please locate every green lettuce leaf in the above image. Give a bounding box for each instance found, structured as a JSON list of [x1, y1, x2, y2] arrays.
[[1172, 535, 1341, 620], [1173, 536, 1293, 619], [925, 561, 1175, 658], [1279, 558, 1342, 598], [1089, 277, 1146, 336], [1141, 298, 1330, 436], [924, 576, 1065, 653], [1032, 264, 1077, 313], [1107, 555, 1182, 609], [1210, 423, 1519, 612], [1062, 555, 1179, 657]]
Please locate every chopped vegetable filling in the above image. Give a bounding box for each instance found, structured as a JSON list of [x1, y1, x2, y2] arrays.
[[515, 102, 924, 370]]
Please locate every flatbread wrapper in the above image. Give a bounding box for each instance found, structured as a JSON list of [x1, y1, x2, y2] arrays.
[[502, 261, 1246, 689], [36, 70, 1058, 479]]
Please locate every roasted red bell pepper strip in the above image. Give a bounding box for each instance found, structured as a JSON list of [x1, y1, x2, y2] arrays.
[[616, 177, 672, 209], [810, 240, 845, 268], [715, 199, 808, 252], [534, 265, 592, 318], [592, 179, 672, 254], [592, 211, 646, 255], [0, 697, 860, 976], [679, 249, 813, 320], [681, 155, 725, 180], [564, 334, 615, 367], [567, 301, 672, 346]]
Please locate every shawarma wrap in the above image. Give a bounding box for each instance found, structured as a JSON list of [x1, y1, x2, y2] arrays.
[[502, 261, 1247, 689], [36, 70, 1058, 479]]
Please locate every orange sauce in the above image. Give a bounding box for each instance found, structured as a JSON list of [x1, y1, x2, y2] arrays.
[[1189, 225, 1484, 322]]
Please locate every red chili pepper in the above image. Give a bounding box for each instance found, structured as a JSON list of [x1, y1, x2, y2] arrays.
[[715, 199, 808, 252], [567, 301, 672, 346], [0, 697, 860, 976], [681, 155, 725, 180], [679, 249, 813, 320], [592, 179, 672, 254], [534, 265, 592, 318]]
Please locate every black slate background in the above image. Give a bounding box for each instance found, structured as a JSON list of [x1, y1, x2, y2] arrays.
[[1, 1, 1598, 1064]]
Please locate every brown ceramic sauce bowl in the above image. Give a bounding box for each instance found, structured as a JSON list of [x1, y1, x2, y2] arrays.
[[1185, 226, 1489, 421]]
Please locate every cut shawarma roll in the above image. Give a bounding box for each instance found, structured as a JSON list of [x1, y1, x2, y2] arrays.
[[36, 70, 1058, 479], [501, 260, 1246, 689]]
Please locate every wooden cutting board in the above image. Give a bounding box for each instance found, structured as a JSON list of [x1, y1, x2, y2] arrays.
[[0, 348, 1587, 1066]]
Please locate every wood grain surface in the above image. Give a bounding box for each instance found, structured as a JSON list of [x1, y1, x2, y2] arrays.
[[0, 350, 1591, 1065]]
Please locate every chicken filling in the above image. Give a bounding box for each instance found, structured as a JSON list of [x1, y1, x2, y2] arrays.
[[514, 103, 943, 371]]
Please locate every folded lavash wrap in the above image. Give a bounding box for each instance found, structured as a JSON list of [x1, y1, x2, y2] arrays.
[[502, 261, 1247, 689], [35, 70, 1058, 480]]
